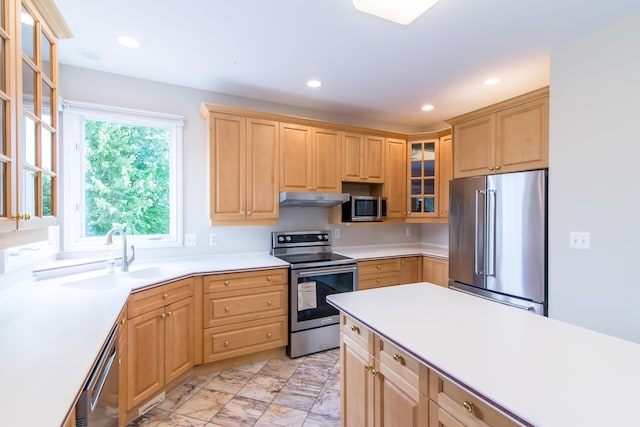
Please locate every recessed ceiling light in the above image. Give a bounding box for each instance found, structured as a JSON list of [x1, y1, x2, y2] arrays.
[[353, 0, 440, 25], [117, 35, 141, 49], [484, 78, 501, 86], [421, 104, 434, 111], [307, 80, 322, 88]]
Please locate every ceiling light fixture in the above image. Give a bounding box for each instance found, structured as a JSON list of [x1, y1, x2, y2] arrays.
[[117, 35, 141, 49], [484, 78, 501, 86], [353, 0, 440, 25], [421, 104, 434, 111], [307, 80, 322, 88]]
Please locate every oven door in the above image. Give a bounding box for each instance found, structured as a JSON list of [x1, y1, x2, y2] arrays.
[[290, 264, 357, 332]]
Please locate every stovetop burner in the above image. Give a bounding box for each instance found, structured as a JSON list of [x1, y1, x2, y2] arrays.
[[271, 230, 355, 269]]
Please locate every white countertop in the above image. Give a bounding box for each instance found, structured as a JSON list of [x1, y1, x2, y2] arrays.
[[0, 252, 288, 427], [335, 243, 448, 260], [327, 283, 640, 427]]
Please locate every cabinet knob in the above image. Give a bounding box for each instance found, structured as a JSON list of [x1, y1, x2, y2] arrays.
[[120, 318, 126, 325], [462, 401, 474, 413], [401, 260, 405, 265], [393, 354, 403, 364], [225, 306, 230, 312], [224, 280, 230, 286], [376, 278, 381, 283], [247, 211, 252, 216], [308, 186, 312, 190], [167, 311, 172, 317], [267, 276, 272, 281], [267, 332, 272, 338], [118, 358, 122, 366], [12, 213, 31, 222], [267, 300, 273, 306], [376, 264, 381, 269], [163, 293, 168, 299], [351, 325, 360, 334], [495, 165, 501, 170], [370, 368, 378, 376], [488, 166, 494, 171], [160, 313, 166, 319], [224, 340, 230, 347], [365, 364, 372, 371]]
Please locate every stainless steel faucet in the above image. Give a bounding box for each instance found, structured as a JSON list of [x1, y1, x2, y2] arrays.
[[105, 227, 136, 272]]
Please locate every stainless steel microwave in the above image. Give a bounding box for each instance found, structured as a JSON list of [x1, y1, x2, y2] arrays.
[[342, 196, 386, 222]]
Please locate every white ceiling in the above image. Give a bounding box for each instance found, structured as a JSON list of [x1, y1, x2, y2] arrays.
[[53, 0, 640, 131]]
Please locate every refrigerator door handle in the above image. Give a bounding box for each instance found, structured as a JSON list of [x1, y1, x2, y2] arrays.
[[474, 190, 485, 275], [486, 189, 497, 276]]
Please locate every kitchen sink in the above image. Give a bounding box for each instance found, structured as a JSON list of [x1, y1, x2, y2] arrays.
[[123, 266, 179, 280], [61, 274, 135, 291]]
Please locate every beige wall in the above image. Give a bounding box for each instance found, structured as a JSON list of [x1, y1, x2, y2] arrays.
[[548, 13, 640, 342]]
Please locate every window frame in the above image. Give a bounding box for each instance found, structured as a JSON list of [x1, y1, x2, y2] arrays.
[[61, 100, 184, 252]]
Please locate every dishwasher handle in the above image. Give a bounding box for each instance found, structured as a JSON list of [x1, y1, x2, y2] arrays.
[[86, 325, 119, 411]]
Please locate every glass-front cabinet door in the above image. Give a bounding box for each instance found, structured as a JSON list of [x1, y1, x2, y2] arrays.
[[0, 0, 63, 232], [408, 139, 438, 217]]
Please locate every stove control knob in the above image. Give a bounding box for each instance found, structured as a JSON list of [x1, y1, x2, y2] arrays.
[[285, 236, 292, 242], [323, 234, 329, 240], [317, 235, 323, 240], [277, 236, 285, 243]]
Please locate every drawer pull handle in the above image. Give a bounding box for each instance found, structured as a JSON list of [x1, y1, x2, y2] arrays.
[[267, 300, 273, 306], [267, 276, 272, 281], [163, 293, 168, 299], [224, 340, 230, 347], [376, 264, 381, 269], [225, 306, 230, 312], [267, 332, 272, 338], [462, 401, 474, 413], [393, 354, 403, 364], [351, 325, 360, 334], [224, 280, 230, 286], [376, 278, 381, 283]]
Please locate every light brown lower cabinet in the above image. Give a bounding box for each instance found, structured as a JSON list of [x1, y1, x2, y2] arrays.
[[126, 278, 194, 410], [202, 268, 288, 363], [341, 313, 522, 427], [358, 256, 422, 290], [422, 256, 449, 287]]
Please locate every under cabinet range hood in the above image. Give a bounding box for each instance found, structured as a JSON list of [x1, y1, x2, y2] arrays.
[[279, 192, 349, 208]]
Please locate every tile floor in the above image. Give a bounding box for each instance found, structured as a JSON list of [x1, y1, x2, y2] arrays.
[[127, 349, 341, 427]]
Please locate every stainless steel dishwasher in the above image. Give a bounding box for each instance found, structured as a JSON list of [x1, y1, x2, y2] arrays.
[[76, 324, 119, 426]]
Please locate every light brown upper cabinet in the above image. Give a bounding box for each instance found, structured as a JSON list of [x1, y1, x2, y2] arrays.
[[0, 0, 70, 234], [406, 132, 451, 223], [384, 138, 407, 220], [201, 110, 279, 226], [342, 133, 385, 184], [279, 122, 342, 193], [448, 87, 549, 179]]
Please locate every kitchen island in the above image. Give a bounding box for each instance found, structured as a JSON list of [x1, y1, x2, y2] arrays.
[[327, 283, 640, 426]]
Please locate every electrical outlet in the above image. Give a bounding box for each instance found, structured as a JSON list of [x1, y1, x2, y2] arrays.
[[209, 233, 217, 246], [334, 228, 340, 239], [184, 233, 197, 247], [405, 226, 411, 236], [569, 231, 590, 250]]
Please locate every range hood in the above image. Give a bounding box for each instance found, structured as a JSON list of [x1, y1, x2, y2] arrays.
[[279, 192, 349, 208]]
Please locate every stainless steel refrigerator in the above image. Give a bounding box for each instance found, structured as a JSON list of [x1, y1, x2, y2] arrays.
[[448, 169, 547, 315]]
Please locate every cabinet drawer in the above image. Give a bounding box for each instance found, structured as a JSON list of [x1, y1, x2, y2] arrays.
[[204, 268, 287, 293], [128, 278, 194, 319], [203, 315, 287, 363], [379, 337, 419, 391], [204, 285, 287, 327], [429, 371, 522, 427], [358, 272, 399, 290], [341, 314, 372, 352], [358, 258, 399, 276]]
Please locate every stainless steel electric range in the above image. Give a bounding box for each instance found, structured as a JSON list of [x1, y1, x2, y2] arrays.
[[271, 230, 358, 358]]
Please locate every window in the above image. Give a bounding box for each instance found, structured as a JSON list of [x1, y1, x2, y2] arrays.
[[62, 101, 184, 251]]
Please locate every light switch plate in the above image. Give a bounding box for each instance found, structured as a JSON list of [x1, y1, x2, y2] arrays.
[[184, 233, 197, 247], [569, 231, 590, 250]]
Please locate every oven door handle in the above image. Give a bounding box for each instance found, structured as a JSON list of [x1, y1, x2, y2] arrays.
[[297, 266, 358, 277]]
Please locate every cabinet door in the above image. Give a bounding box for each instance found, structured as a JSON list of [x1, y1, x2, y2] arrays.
[[280, 123, 311, 192], [379, 374, 420, 427], [342, 132, 364, 182], [209, 113, 246, 221], [495, 97, 549, 173], [399, 257, 421, 284], [363, 135, 385, 183], [453, 115, 495, 179], [313, 127, 341, 193], [423, 257, 449, 287], [408, 139, 438, 218], [385, 138, 407, 219], [246, 118, 279, 220], [342, 334, 375, 426], [165, 297, 194, 384], [127, 307, 165, 410], [438, 135, 452, 218]]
